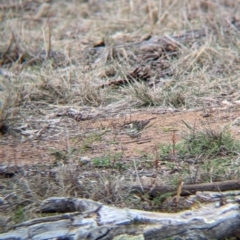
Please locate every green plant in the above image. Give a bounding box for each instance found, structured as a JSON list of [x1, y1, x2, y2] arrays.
[[92, 155, 111, 167], [158, 143, 173, 158], [200, 157, 233, 182], [91, 152, 124, 169], [153, 192, 173, 206], [158, 124, 240, 184], [179, 122, 240, 158], [13, 206, 25, 224], [159, 122, 240, 161]]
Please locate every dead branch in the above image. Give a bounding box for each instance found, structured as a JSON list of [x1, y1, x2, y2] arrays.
[[132, 179, 240, 197]]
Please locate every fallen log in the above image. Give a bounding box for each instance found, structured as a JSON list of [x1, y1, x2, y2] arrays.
[[0, 196, 240, 239], [132, 179, 240, 197]]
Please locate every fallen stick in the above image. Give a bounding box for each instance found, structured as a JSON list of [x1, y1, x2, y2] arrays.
[[132, 179, 240, 196]]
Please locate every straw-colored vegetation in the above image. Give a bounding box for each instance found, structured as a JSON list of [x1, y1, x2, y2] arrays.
[[0, 0, 240, 234]]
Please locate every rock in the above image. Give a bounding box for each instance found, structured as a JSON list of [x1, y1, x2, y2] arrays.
[[79, 156, 91, 165]]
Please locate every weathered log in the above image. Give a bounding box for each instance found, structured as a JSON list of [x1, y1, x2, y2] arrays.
[[0, 196, 240, 240]]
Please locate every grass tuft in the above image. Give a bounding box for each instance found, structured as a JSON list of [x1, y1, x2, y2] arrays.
[[180, 122, 240, 158]]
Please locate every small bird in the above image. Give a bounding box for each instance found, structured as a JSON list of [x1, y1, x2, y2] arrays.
[[122, 117, 156, 138]]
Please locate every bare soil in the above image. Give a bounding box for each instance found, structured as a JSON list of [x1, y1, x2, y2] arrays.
[[1, 105, 240, 165]]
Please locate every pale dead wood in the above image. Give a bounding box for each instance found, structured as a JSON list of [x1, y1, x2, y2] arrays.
[[0, 197, 239, 239]]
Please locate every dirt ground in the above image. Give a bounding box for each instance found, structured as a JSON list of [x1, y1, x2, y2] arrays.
[[1, 104, 240, 166], [1, 1, 240, 238]]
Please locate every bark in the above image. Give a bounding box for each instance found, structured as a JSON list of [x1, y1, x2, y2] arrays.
[[132, 179, 240, 197], [0, 195, 240, 240]]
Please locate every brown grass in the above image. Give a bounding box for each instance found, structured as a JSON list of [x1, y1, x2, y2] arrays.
[[1, 0, 240, 232]]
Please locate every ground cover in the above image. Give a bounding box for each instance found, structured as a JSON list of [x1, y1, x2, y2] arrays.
[[0, 0, 240, 237]]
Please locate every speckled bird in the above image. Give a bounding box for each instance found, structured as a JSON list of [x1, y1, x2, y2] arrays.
[[123, 117, 156, 138]]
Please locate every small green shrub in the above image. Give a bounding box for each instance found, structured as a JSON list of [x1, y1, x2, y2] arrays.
[[91, 152, 125, 169], [13, 206, 25, 224], [179, 122, 240, 158]]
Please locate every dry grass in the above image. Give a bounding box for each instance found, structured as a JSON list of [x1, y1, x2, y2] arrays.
[[1, 0, 240, 112], [1, 0, 240, 233]]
